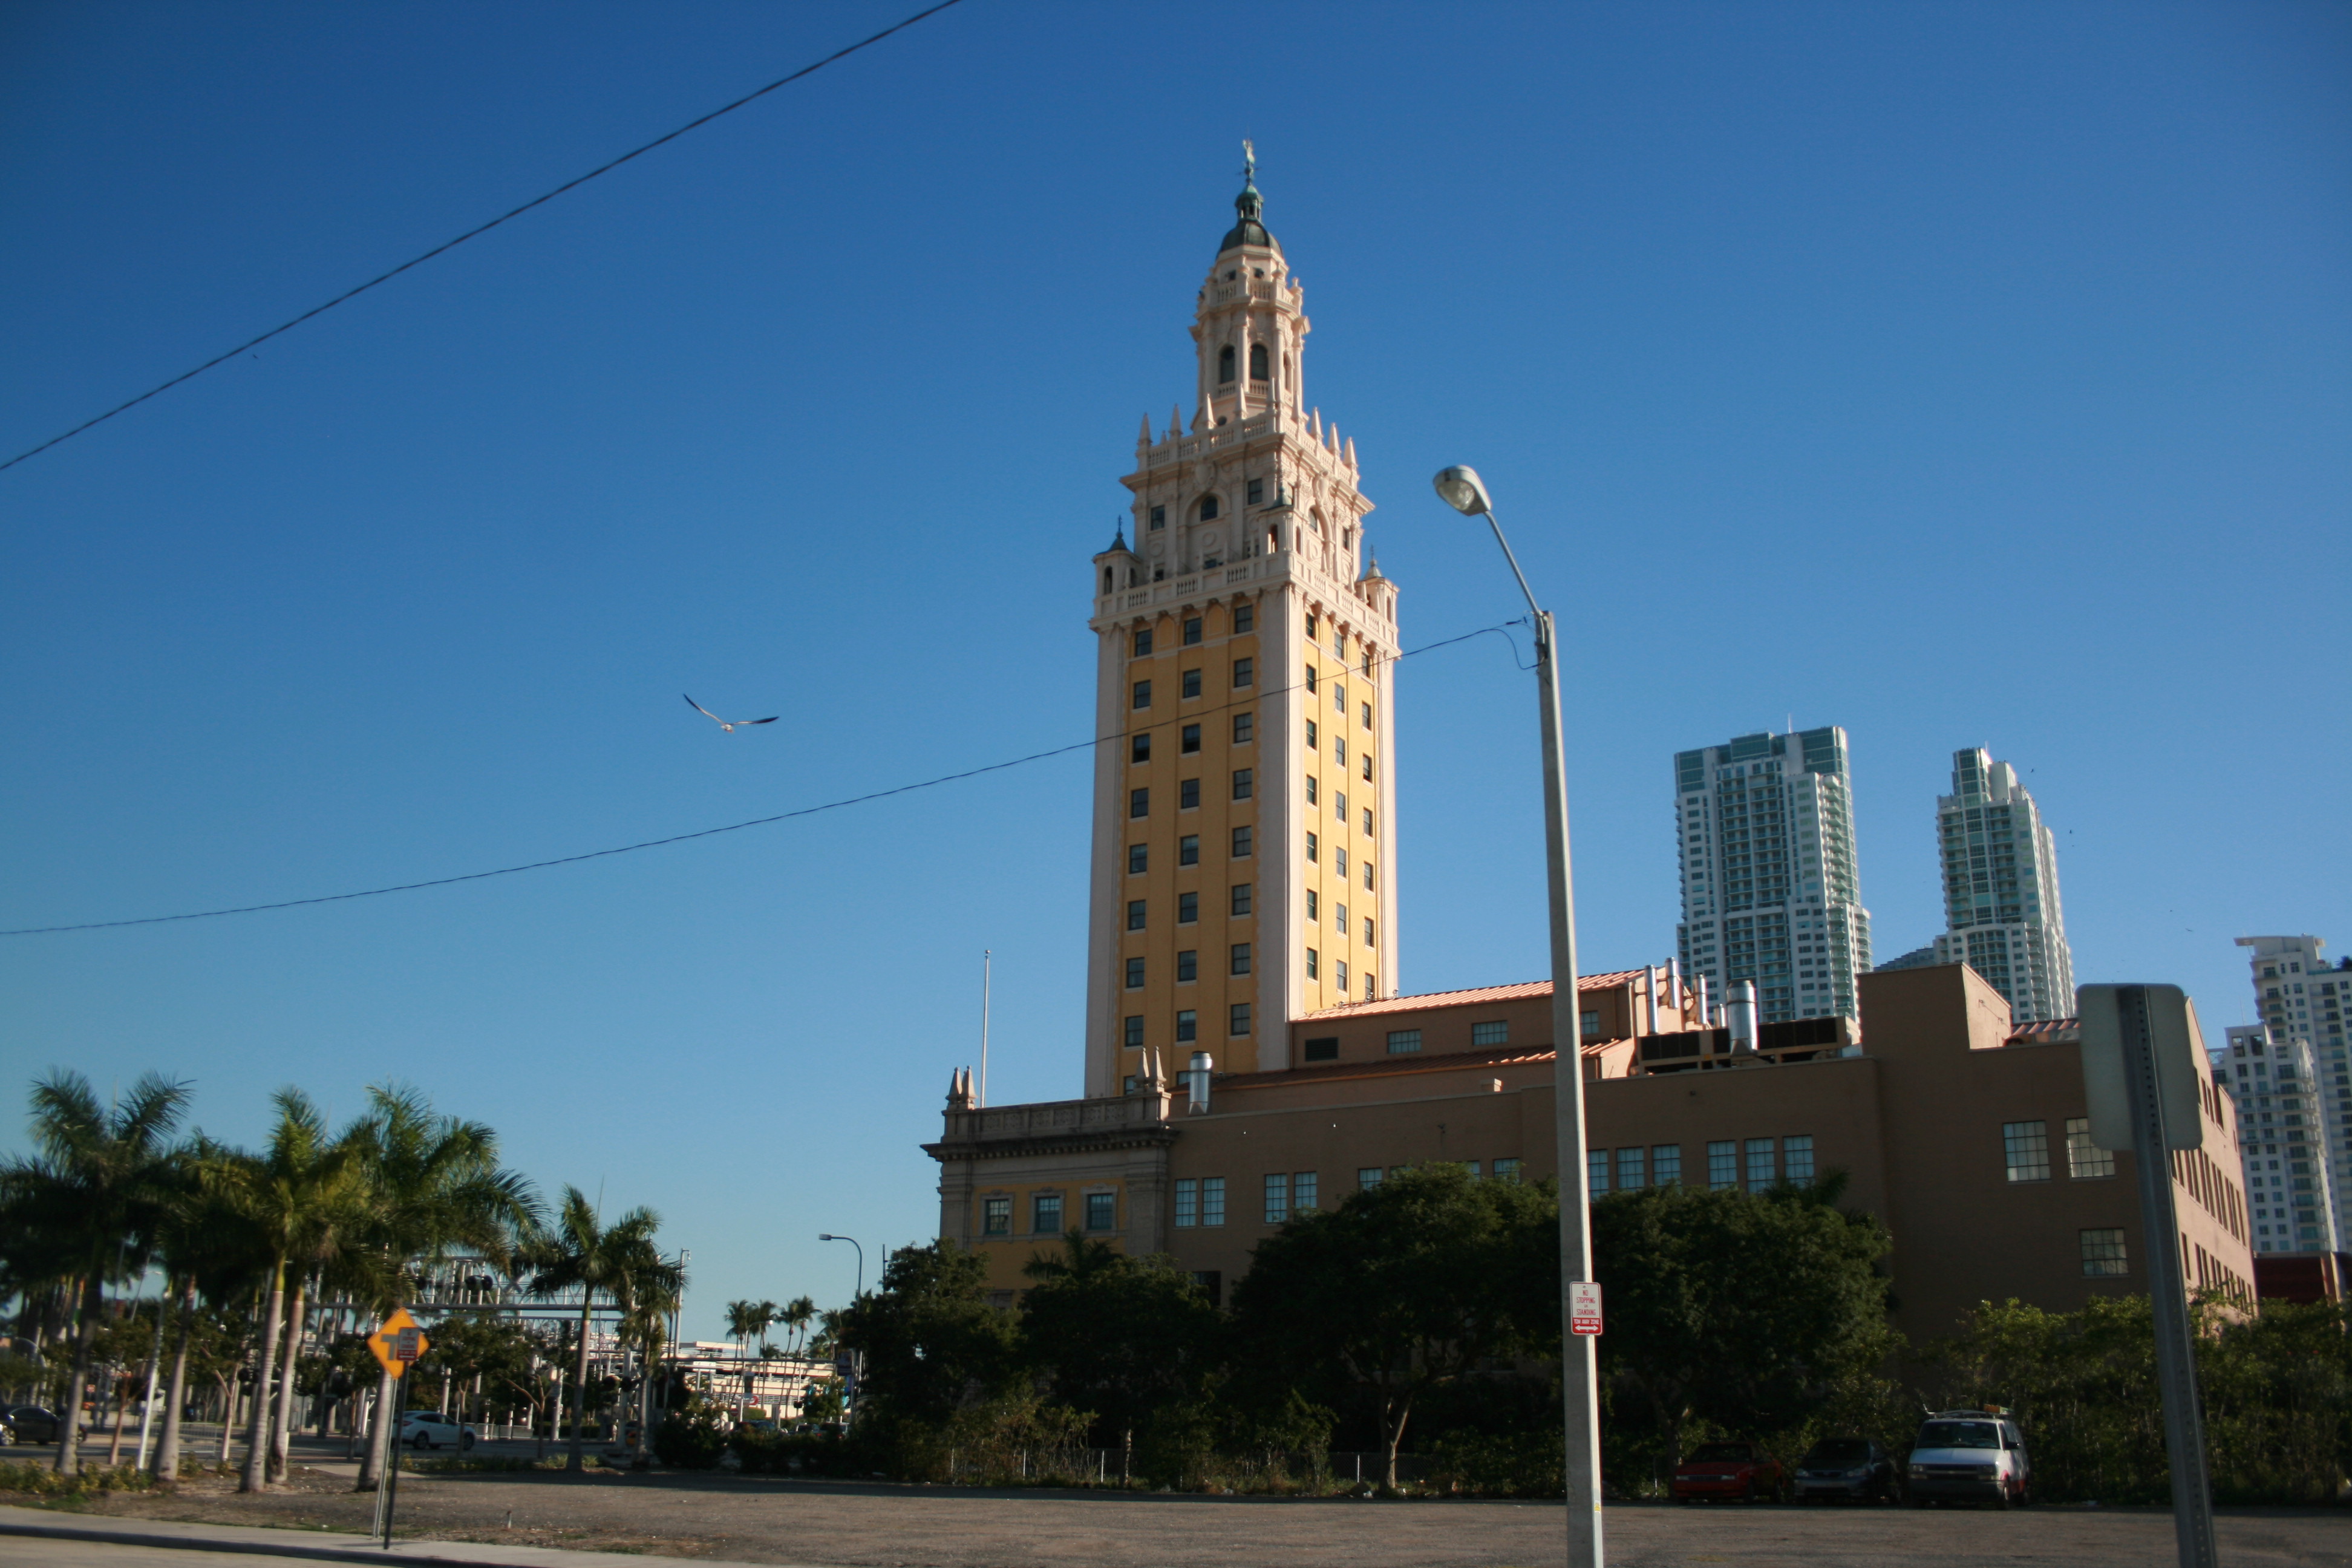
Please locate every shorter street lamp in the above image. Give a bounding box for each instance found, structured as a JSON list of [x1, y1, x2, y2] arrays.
[[817, 1234, 865, 1428], [1432, 465, 1603, 1568]]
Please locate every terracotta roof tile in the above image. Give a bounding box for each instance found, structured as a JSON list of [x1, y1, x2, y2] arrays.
[[1298, 970, 1645, 1021]]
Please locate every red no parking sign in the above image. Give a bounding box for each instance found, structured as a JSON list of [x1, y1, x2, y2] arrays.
[[1570, 1281, 1603, 1336]]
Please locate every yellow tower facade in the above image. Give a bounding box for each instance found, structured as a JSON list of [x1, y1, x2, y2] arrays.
[[1082, 165, 1401, 1097]]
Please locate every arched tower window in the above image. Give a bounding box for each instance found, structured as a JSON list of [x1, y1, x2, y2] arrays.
[[1249, 344, 1269, 382], [1217, 345, 1236, 385], [1198, 494, 1221, 521], [1103, 567, 1114, 593]]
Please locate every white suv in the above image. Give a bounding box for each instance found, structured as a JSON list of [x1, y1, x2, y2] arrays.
[[1907, 1409, 2030, 1507]]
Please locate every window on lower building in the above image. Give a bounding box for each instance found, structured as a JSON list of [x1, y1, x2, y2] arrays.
[[1232, 825, 1252, 858], [1363, 918, 1376, 949], [1362, 701, 1373, 730], [1126, 844, 1146, 875], [1233, 603, 1254, 634], [982, 1197, 1010, 1236], [1365, 972, 1376, 1000], [1587, 1149, 1609, 1196], [1782, 1135, 1814, 1184], [1581, 1010, 1601, 1037], [1302, 1036, 1336, 1062], [1133, 628, 1154, 655], [1492, 1157, 1523, 1183], [1232, 768, 1253, 801], [1336, 903, 1349, 936], [1032, 1193, 1062, 1234], [1335, 847, 1348, 877], [1230, 1002, 1252, 1036], [2081, 1228, 2128, 1276], [1176, 1009, 1197, 1042], [1181, 668, 1201, 699], [2004, 1120, 2052, 1182], [1230, 942, 1251, 976], [1358, 1167, 1383, 1190], [1232, 656, 1254, 688], [1131, 733, 1151, 763], [1132, 679, 1151, 709], [1126, 900, 1146, 931], [1472, 1021, 1509, 1047], [1124, 1015, 1144, 1048], [1387, 1028, 1420, 1054], [1183, 616, 1203, 645], [1652, 1145, 1682, 1187], [1231, 883, 1252, 916], [1364, 858, 1375, 889], [1306, 890, 1318, 921], [1307, 832, 1319, 863], [1707, 1140, 1737, 1190], [1305, 947, 1319, 979], [1129, 788, 1149, 818], [1175, 1178, 1198, 1227], [1336, 959, 1349, 990], [1176, 949, 1197, 982], [1179, 891, 1198, 923], [1201, 1176, 1226, 1226], [2065, 1117, 2116, 1179], [1179, 834, 1199, 866], [1616, 1146, 1646, 1190], [1233, 712, 1255, 743], [1293, 1171, 1318, 1210], [1181, 778, 1200, 809], [1180, 724, 1200, 753], [1080, 1191, 1116, 1232], [1263, 1172, 1290, 1224], [1125, 957, 1145, 988], [1362, 753, 1374, 782], [1306, 719, 1318, 749]]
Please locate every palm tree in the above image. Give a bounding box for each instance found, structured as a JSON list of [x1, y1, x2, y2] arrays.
[[345, 1085, 537, 1492], [0, 1070, 191, 1476], [781, 1296, 817, 1358], [146, 1135, 266, 1482], [211, 1089, 368, 1493], [524, 1188, 681, 1473]]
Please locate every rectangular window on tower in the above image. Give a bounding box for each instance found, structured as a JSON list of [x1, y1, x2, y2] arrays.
[[1181, 779, 1200, 809], [1232, 656, 1254, 688], [1183, 617, 1203, 645], [1132, 679, 1151, 708], [1178, 892, 1199, 924], [1306, 832, 1319, 863], [1305, 948, 1319, 979], [1230, 883, 1253, 916], [1305, 666, 1318, 694], [1125, 957, 1144, 988], [1232, 825, 1252, 858], [1129, 788, 1149, 818], [1181, 724, 1201, 754], [1335, 903, 1349, 936], [1134, 629, 1154, 655], [1131, 733, 1151, 763], [1177, 950, 1197, 982], [1305, 776, 1318, 805], [1363, 702, 1373, 730], [1128, 844, 1147, 874], [1306, 719, 1318, 750], [1232, 768, 1253, 801], [1233, 603, 1254, 633], [1233, 713, 1255, 743], [1182, 668, 1202, 699], [1230, 1003, 1251, 1036], [1306, 890, 1318, 921], [1123, 1015, 1145, 1048], [1176, 1010, 1197, 1042], [1179, 834, 1200, 866], [1229, 941, 1252, 976], [1126, 900, 1146, 931], [1247, 478, 1265, 506]]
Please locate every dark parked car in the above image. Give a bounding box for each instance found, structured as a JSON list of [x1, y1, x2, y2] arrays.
[[0, 1404, 63, 1444], [1671, 1441, 1785, 1503], [1793, 1437, 1896, 1502]]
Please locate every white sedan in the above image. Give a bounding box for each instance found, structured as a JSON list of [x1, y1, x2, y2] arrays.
[[399, 1411, 477, 1450]]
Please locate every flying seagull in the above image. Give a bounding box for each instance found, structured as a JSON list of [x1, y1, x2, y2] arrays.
[[683, 694, 777, 733]]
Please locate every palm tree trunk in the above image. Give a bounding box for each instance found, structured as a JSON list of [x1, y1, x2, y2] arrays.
[[240, 1260, 287, 1493], [268, 1276, 307, 1481], [154, 1281, 195, 1481], [215, 1374, 237, 1463], [55, 1273, 102, 1476], [354, 1367, 394, 1491], [567, 1296, 593, 1472]]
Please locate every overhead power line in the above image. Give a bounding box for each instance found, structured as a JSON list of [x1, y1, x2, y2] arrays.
[[0, 0, 970, 475], [0, 621, 1527, 936]]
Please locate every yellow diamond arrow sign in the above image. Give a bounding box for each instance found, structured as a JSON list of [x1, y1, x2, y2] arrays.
[[368, 1307, 430, 1376]]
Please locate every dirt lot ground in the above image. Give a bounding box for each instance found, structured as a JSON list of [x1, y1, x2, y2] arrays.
[[34, 1449, 2351, 1568]]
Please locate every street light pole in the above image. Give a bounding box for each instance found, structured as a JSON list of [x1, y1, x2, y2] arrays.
[[1434, 465, 1602, 1568], [816, 1235, 865, 1429]]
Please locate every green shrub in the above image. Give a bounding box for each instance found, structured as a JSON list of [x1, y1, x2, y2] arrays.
[[651, 1410, 728, 1469], [0, 1460, 157, 1498]]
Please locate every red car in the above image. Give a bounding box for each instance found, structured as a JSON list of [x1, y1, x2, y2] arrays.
[[1671, 1441, 1785, 1503]]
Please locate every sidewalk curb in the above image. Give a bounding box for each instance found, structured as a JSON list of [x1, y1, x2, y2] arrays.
[[0, 1513, 821, 1568]]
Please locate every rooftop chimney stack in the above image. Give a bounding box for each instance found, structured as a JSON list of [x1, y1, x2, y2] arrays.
[[1728, 980, 1760, 1055], [1187, 1051, 1214, 1114], [1696, 973, 1712, 1028]]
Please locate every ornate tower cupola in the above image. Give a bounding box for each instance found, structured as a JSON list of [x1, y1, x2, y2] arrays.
[[1080, 150, 1402, 1097]]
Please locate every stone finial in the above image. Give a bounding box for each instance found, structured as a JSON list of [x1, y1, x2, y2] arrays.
[[1138, 414, 1153, 446], [947, 1068, 973, 1110]]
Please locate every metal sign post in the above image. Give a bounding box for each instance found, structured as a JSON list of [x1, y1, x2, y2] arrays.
[[2080, 984, 2218, 1568], [365, 1308, 430, 1552]]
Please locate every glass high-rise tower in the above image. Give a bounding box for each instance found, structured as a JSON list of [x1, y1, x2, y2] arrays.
[[1929, 748, 2074, 1023], [1674, 727, 1870, 1025], [2222, 935, 2352, 1253]]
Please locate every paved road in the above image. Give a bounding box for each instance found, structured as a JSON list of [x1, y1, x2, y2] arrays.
[[11, 1481, 2352, 1568]]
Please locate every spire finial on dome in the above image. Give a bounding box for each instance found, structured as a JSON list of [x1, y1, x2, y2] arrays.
[[1218, 144, 1278, 256]]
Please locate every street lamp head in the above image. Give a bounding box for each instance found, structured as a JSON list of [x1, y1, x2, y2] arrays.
[[1432, 465, 1493, 517], [817, 1233, 834, 1242]]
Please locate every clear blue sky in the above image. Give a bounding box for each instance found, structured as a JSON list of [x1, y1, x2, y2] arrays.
[[4, 2, 2345, 1336]]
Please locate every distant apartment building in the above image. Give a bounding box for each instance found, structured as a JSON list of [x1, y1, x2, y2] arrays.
[[2229, 935, 2352, 1250], [1927, 748, 2074, 1022], [1875, 944, 1939, 973], [1674, 728, 1870, 1024], [2215, 1025, 2341, 1256]]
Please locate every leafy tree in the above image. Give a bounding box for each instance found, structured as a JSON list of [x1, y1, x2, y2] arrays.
[[781, 1296, 818, 1357], [1018, 1232, 1221, 1455], [0, 1070, 191, 1476], [1229, 1164, 1559, 1486], [837, 1241, 1019, 1437], [523, 1187, 679, 1472], [1590, 1174, 1896, 1487]]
